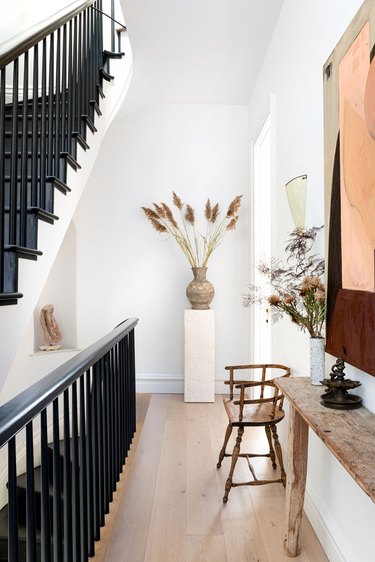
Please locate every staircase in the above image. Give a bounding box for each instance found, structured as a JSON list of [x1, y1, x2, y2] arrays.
[[0, 441, 70, 561], [0, 0, 124, 305], [0, 2, 135, 561], [0, 319, 137, 562]]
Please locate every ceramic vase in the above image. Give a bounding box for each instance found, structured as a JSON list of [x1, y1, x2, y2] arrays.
[[310, 337, 325, 385], [186, 267, 214, 310]]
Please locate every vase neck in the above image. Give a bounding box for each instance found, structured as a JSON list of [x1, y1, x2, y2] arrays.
[[192, 266, 207, 282]]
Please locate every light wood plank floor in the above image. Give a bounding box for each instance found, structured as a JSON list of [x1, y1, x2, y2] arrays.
[[92, 394, 328, 562]]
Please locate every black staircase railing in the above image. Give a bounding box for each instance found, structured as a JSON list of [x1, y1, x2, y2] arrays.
[[0, 317, 138, 562], [0, 0, 125, 305]]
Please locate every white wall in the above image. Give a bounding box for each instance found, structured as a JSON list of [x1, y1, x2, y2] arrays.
[[73, 103, 250, 392], [248, 0, 375, 560]]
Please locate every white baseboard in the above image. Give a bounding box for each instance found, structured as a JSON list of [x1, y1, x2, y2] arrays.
[[304, 483, 355, 562], [136, 374, 228, 395]]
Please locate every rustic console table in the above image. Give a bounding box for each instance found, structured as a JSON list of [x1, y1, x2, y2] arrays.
[[275, 377, 375, 557]]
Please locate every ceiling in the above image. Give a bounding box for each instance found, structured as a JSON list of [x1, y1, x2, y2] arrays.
[[119, 0, 283, 115]]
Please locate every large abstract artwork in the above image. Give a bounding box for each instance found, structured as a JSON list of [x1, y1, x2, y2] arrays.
[[324, 0, 375, 376]]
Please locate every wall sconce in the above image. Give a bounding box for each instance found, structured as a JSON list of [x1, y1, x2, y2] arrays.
[[285, 174, 307, 228]]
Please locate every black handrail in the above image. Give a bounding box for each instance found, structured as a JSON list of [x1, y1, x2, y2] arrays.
[[0, 0, 95, 69], [0, 317, 138, 446]]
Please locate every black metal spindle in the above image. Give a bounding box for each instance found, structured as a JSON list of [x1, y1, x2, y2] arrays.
[[40, 409, 52, 562], [92, 363, 101, 539], [82, 10, 88, 119], [67, 19, 73, 155], [71, 16, 78, 154], [0, 67, 6, 290], [47, 33, 55, 178], [61, 25, 67, 155], [111, 0, 115, 52], [98, 360, 105, 525], [98, 0, 103, 72], [26, 421, 37, 562], [31, 44, 39, 208], [130, 329, 136, 435], [53, 398, 63, 562], [40, 39, 47, 209], [77, 14, 82, 137], [71, 381, 81, 561], [54, 28, 61, 179], [104, 355, 111, 510], [85, 369, 95, 555], [9, 58, 19, 246], [63, 389, 73, 562], [8, 437, 19, 562], [79, 375, 88, 561], [20, 50, 29, 247]]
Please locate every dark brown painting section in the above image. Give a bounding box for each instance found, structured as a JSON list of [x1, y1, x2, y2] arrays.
[[326, 133, 342, 334], [326, 289, 375, 376]]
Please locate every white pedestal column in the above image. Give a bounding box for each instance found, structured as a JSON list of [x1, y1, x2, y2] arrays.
[[184, 309, 215, 402]]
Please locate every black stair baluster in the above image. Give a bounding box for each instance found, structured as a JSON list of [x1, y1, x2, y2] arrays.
[[124, 335, 130, 453], [63, 388, 73, 562], [20, 50, 29, 247], [98, 0, 103, 71], [26, 421, 37, 562], [97, 359, 105, 526], [130, 329, 136, 435], [0, 67, 5, 291], [31, 44, 39, 208], [103, 354, 110, 512], [110, 349, 117, 491], [47, 33, 55, 180], [87, 7, 92, 120], [40, 39, 47, 210], [77, 14, 82, 137], [79, 374, 88, 561], [115, 344, 121, 477], [82, 10, 88, 121], [40, 408, 52, 562], [71, 381, 81, 561], [8, 436, 19, 562], [53, 398, 63, 562], [111, 0, 115, 53], [92, 7, 98, 110], [54, 28, 61, 180], [9, 58, 19, 246], [67, 19, 73, 156], [94, 1, 100, 99], [92, 362, 101, 539], [119, 337, 125, 463], [85, 368, 95, 556], [71, 16, 78, 156], [61, 24, 67, 157]]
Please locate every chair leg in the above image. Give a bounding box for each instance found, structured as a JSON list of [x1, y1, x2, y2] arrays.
[[217, 423, 233, 469], [223, 426, 244, 503], [265, 425, 277, 469], [271, 424, 286, 486]]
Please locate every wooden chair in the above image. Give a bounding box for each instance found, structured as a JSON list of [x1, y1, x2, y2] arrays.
[[217, 363, 291, 503]]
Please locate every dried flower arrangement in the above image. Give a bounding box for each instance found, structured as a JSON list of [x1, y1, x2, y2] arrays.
[[243, 227, 325, 338], [142, 192, 242, 267]]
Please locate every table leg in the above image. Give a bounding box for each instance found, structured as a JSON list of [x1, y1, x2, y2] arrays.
[[284, 405, 309, 556]]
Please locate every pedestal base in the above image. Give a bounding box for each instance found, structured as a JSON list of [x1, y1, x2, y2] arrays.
[[184, 309, 215, 402]]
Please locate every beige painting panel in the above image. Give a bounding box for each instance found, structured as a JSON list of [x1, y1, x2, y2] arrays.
[[339, 22, 375, 291]]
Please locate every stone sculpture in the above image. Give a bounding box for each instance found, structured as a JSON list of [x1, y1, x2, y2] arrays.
[[39, 304, 62, 350]]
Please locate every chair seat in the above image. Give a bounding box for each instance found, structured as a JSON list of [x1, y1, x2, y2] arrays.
[[223, 398, 285, 427]]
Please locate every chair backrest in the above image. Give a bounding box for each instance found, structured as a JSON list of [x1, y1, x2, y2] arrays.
[[224, 364, 291, 420]]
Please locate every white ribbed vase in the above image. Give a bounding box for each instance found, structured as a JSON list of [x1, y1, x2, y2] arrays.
[[310, 337, 325, 385]]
